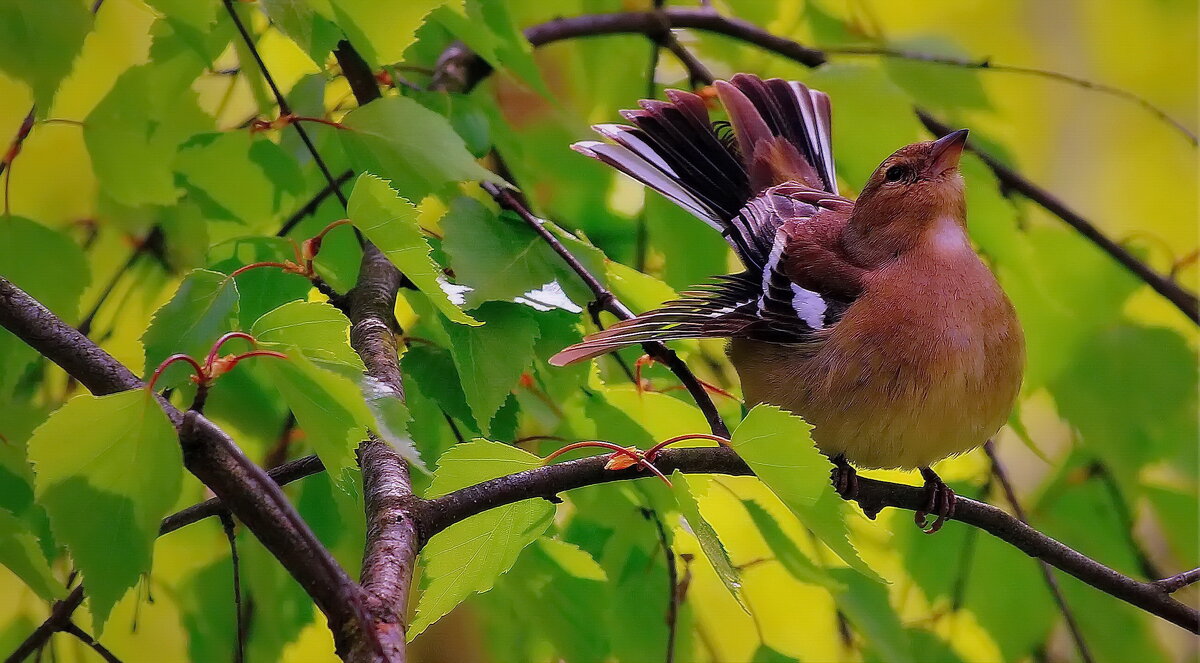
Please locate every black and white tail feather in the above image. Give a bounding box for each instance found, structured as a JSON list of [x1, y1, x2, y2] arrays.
[[551, 74, 851, 366]]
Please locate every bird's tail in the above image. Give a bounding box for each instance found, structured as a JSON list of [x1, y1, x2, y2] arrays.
[[571, 73, 837, 270], [552, 75, 841, 367]]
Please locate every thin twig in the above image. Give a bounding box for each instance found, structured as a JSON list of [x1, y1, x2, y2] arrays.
[[481, 182, 730, 437], [1153, 568, 1200, 594], [642, 507, 679, 663], [276, 170, 354, 237], [222, 0, 349, 209], [59, 622, 122, 663], [0, 107, 35, 179], [823, 46, 1197, 146], [218, 512, 246, 663], [3, 587, 85, 663], [984, 441, 1094, 663]]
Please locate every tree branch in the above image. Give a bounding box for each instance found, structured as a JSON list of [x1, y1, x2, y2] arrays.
[[824, 46, 1196, 146], [60, 621, 123, 663], [0, 276, 372, 658], [1153, 568, 1200, 594], [334, 39, 420, 663], [482, 182, 730, 438], [277, 169, 354, 237], [917, 112, 1199, 323], [410, 445, 1199, 633], [3, 586, 85, 663], [434, 8, 1199, 325], [223, 0, 349, 209], [346, 243, 418, 661]]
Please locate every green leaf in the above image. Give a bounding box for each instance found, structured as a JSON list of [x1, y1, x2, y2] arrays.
[[830, 568, 912, 663], [83, 60, 213, 207], [258, 0, 342, 65], [328, 0, 447, 68], [741, 497, 840, 589], [209, 237, 313, 329], [346, 173, 480, 326], [0, 218, 89, 397], [401, 343, 475, 428], [441, 198, 588, 311], [177, 557, 238, 663], [143, 0, 223, 62], [536, 537, 606, 581], [605, 260, 676, 314], [340, 97, 504, 199], [645, 193, 730, 291], [0, 0, 92, 112], [260, 352, 373, 491], [731, 405, 829, 508], [142, 269, 240, 388], [27, 389, 181, 632], [0, 508, 62, 602], [176, 132, 300, 230], [410, 439, 555, 640], [441, 302, 540, 435], [752, 645, 801, 663], [1052, 325, 1196, 490], [252, 300, 364, 372], [732, 405, 881, 581], [252, 301, 423, 471], [671, 472, 747, 611]]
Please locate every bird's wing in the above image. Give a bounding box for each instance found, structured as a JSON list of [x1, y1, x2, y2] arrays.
[[550, 188, 860, 365], [551, 73, 862, 366]]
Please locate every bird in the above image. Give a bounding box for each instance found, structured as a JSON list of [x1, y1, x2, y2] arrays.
[[549, 74, 1025, 533]]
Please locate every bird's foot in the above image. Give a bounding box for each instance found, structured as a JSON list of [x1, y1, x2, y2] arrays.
[[829, 453, 858, 500], [915, 467, 956, 534]]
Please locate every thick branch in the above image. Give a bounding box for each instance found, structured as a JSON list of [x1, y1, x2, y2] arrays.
[[347, 244, 417, 661], [0, 276, 369, 656], [483, 182, 730, 437], [435, 8, 1199, 324], [411, 446, 1199, 633], [335, 39, 419, 663]]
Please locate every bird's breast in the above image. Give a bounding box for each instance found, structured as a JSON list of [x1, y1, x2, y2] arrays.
[[731, 251, 1025, 470]]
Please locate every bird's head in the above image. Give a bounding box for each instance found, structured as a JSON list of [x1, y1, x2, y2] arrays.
[[846, 129, 970, 262]]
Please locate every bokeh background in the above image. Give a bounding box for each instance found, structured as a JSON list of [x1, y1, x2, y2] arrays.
[[0, 1, 1196, 662]]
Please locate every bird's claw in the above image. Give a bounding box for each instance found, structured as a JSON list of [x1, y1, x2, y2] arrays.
[[829, 453, 858, 500], [915, 467, 956, 534]]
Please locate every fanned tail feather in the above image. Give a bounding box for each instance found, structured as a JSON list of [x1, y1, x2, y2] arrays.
[[557, 74, 841, 365]]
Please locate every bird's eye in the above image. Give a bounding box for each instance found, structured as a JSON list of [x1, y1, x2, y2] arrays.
[[885, 165, 909, 182]]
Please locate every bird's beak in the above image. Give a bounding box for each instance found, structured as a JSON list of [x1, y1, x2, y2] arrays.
[[929, 129, 969, 173]]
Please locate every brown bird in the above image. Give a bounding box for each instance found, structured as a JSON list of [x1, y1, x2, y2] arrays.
[[550, 74, 1025, 532]]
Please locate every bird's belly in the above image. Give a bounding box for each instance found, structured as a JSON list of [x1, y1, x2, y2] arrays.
[[730, 319, 1022, 470]]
